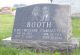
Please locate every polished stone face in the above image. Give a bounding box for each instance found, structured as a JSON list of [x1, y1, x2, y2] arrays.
[[12, 4, 71, 42]]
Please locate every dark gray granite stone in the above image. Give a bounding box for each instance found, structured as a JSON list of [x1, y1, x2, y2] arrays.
[[12, 4, 72, 48]]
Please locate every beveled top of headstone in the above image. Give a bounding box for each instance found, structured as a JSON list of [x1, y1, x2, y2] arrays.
[[12, 4, 71, 43]]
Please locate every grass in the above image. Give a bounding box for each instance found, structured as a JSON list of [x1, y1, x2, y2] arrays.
[[0, 46, 19, 55], [0, 44, 61, 55], [0, 14, 80, 55], [0, 14, 14, 40], [72, 17, 80, 37], [0, 45, 36, 55]]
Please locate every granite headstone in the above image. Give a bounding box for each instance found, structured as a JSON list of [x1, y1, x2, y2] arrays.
[[12, 4, 71, 48]]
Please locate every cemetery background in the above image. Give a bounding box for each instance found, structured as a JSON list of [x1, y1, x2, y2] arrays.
[[0, 7, 80, 55]]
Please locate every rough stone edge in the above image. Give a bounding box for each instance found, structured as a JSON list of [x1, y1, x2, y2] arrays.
[[1, 37, 79, 50]]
